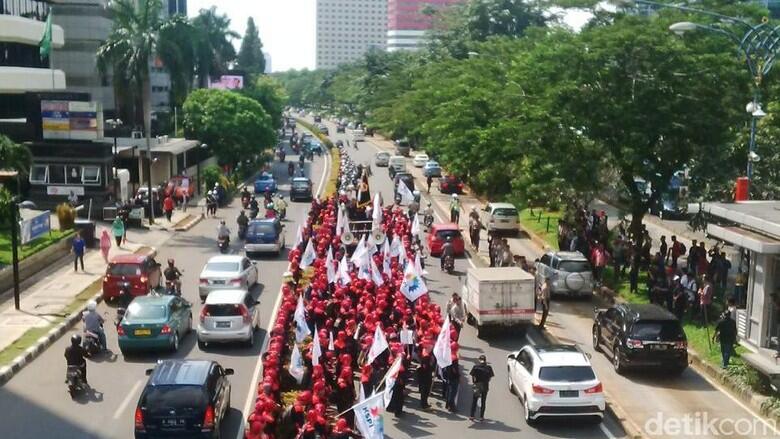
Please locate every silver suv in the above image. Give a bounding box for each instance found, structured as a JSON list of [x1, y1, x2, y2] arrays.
[[534, 251, 594, 298], [197, 289, 260, 348]]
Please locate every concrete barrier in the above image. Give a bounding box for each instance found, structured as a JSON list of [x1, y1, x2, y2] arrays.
[[0, 234, 73, 294]]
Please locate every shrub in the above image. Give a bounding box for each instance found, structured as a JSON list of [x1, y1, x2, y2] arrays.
[[202, 165, 223, 192], [56, 203, 76, 229]]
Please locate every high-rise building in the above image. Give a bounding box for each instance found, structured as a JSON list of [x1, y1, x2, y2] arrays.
[[316, 0, 387, 69], [0, 0, 66, 135], [386, 0, 462, 52], [263, 51, 272, 74], [168, 0, 187, 16]]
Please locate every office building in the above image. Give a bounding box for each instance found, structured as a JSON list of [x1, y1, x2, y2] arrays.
[[387, 0, 462, 51], [263, 51, 272, 74], [316, 0, 387, 69], [168, 0, 186, 16]]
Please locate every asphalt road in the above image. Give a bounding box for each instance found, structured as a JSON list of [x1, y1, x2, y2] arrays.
[[325, 121, 627, 439], [0, 136, 328, 439]]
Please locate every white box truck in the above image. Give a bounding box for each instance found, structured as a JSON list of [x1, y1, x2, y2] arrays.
[[348, 129, 365, 142], [461, 267, 536, 337]]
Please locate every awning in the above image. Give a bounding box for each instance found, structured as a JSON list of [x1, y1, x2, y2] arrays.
[[707, 223, 780, 254]]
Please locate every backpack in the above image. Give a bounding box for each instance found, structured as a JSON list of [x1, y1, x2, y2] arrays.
[[679, 243, 686, 254]]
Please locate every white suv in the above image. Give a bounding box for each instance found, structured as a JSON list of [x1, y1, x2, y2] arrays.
[[197, 289, 259, 348], [507, 344, 605, 424], [534, 251, 594, 297]]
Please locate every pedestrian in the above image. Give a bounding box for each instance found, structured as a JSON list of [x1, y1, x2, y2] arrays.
[[469, 211, 481, 250], [469, 354, 494, 422], [659, 235, 668, 266], [449, 194, 461, 224], [163, 194, 174, 222], [537, 275, 551, 329], [417, 349, 434, 409], [99, 229, 112, 263], [687, 239, 699, 273], [443, 359, 460, 412], [426, 175, 433, 194], [668, 235, 686, 268], [111, 216, 125, 248], [713, 311, 737, 368], [447, 293, 466, 335], [716, 251, 731, 291], [698, 274, 714, 325], [487, 232, 497, 267], [72, 232, 85, 272], [672, 276, 687, 321]]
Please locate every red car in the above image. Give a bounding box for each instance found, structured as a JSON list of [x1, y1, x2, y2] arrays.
[[439, 175, 464, 194], [164, 176, 195, 201], [102, 253, 163, 300], [428, 223, 465, 256]]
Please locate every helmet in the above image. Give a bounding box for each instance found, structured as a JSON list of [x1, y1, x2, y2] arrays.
[[453, 194, 459, 198], [87, 300, 97, 311], [268, 203, 275, 209], [167, 258, 174, 266], [71, 334, 82, 346], [220, 220, 226, 225], [214, 182, 219, 187], [278, 195, 284, 200], [446, 236, 452, 242]]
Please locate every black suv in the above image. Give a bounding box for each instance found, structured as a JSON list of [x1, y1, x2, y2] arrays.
[[134, 360, 233, 438], [592, 303, 687, 375], [290, 177, 313, 201]]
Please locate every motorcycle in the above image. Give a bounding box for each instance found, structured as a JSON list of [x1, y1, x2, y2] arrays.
[[278, 150, 286, 162], [423, 212, 434, 229], [288, 163, 295, 178], [82, 329, 102, 357], [66, 365, 87, 397], [218, 236, 230, 254], [115, 282, 132, 327], [241, 194, 251, 209], [238, 223, 248, 240], [443, 255, 455, 274], [249, 208, 259, 219], [165, 279, 182, 296]]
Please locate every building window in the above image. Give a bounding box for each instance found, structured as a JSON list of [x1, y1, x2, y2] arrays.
[[49, 165, 66, 184], [67, 165, 82, 184], [30, 165, 47, 184], [82, 166, 101, 184]]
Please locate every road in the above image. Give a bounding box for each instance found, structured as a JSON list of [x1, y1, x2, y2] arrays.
[[324, 121, 627, 439], [0, 136, 329, 439]]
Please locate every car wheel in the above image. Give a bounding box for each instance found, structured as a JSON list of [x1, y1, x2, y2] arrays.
[[198, 339, 207, 350], [592, 326, 602, 352], [186, 314, 193, 334], [171, 332, 179, 352], [245, 328, 255, 347], [523, 398, 537, 426], [613, 343, 625, 374], [507, 370, 516, 395]]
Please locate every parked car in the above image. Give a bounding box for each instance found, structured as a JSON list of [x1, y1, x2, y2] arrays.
[[394, 138, 411, 156], [134, 359, 232, 438], [422, 161, 442, 178], [427, 223, 465, 256], [534, 251, 594, 298], [198, 255, 259, 302], [388, 155, 406, 178], [438, 175, 464, 194], [103, 253, 162, 300], [244, 218, 285, 256], [316, 124, 328, 135], [336, 123, 346, 133], [374, 151, 391, 167], [593, 303, 688, 375], [163, 176, 195, 202], [393, 172, 415, 196], [507, 344, 605, 425], [290, 177, 313, 201], [197, 289, 260, 348], [412, 153, 429, 167], [254, 172, 277, 194], [482, 202, 519, 234], [313, 115, 322, 122], [117, 295, 192, 355]]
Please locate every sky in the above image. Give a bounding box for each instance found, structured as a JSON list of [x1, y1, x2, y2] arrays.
[[188, 0, 316, 72]]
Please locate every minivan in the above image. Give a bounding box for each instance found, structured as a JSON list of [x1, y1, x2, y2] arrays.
[[394, 138, 411, 156], [197, 289, 259, 348], [482, 202, 519, 234]]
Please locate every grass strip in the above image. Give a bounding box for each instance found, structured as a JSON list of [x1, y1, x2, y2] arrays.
[[0, 229, 74, 265], [518, 208, 561, 250]]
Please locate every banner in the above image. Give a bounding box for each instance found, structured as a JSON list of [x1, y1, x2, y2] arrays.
[[352, 392, 385, 439], [20, 212, 51, 244]]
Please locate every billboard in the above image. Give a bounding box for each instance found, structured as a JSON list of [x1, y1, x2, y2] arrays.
[[208, 75, 244, 90], [20, 212, 51, 245], [41, 100, 104, 140]]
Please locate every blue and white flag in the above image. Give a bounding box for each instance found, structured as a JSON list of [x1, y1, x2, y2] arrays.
[[382, 355, 404, 408], [351, 235, 368, 264], [338, 254, 351, 285], [357, 250, 372, 281], [311, 324, 322, 367], [328, 331, 335, 351], [326, 246, 337, 284], [411, 214, 421, 237], [433, 316, 453, 369], [300, 238, 316, 269], [398, 240, 408, 267], [382, 240, 392, 276], [367, 325, 389, 365], [352, 392, 385, 439], [389, 235, 401, 257], [370, 256, 384, 286], [372, 192, 383, 225], [399, 262, 428, 302], [294, 294, 310, 343], [289, 343, 305, 384], [397, 180, 415, 205], [414, 252, 427, 277]]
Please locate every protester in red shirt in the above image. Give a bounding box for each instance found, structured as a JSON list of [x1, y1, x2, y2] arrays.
[[163, 195, 174, 221]]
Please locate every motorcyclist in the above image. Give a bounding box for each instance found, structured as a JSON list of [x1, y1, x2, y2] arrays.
[[237, 210, 249, 228], [264, 188, 273, 204], [275, 195, 288, 217], [265, 202, 277, 219], [65, 334, 88, 385], [441, 236, 455, 271], [163, 258, 183, 293], [217, 220, 231, 244], [241, 187, 251, 206], [83, 300, 106, 351], [298, 167, 305, 177], [449, 194, 461, 224], [422, 202, 434, 226], [408, 193, 420, 220], [288, 161, 295, 177], [299, 153, 305, 167], [213, 182, 222, 204], [249, 196, 259, 212]]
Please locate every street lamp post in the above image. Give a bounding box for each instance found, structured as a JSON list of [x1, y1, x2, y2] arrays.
[[106, 118, 123, 201], [197, 143, 207, 196], [617, 0, 780, 198], [9, 199, 37, 310]]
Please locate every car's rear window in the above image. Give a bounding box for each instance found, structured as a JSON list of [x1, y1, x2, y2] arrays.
[[493, 208, 518, 216], [205, 304, 243, 317], [436, 230, 462, 240], [206, 262, 239, 272], [144, 385, 206, 411], [109, 263, 142, 276], [538, 366, 596, 382], [558, 260, 591, 273], [631, 321, 685, 341], [248, 223, 276, 235], [292, 180, 311, 189], [126, 303, 167, 320]]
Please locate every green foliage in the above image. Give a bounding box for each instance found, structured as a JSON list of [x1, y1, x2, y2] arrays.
[[0, 134, 31, 176], [56, 203, 76, 230], [183, 89, 276, 167], [201, 165, 223, 192], [243, 75, 288, 128], [192, 7, 239, 88], [237, 17, 265, 74]]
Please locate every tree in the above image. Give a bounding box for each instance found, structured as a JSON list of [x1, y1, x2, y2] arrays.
[[0, 134, 32, 176], [157, 15, 197, 107], [243, 75, 287, 128], [183, 89, 276, 167], [237, 17, 265, 74], [192, 7, 239, 88]]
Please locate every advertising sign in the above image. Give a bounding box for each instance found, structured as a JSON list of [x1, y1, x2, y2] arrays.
[[68, 101, 100, 140], [20, 212, 51, 244], [46, 185, 85, 196], [208, 75, 244, 90], [41, 100, 103, 140], [41, 100, 70, 139]]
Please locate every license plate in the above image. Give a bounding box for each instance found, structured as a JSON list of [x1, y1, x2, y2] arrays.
[[162, 418, 185, 427], [500, 219, 509, 223], [559, 390, 579, 398], [134, 328, 151, 336], [211, 280, 225, 285], [216, 321, 231, 328], [649, 344, 668, 350]]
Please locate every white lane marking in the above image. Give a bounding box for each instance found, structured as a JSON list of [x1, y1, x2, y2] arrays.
[[237, 132, 331, 439], [114, 379, 144, 420], [599, 422, 618, 439]]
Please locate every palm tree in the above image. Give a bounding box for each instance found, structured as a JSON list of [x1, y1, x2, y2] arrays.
[[158, 14, 197, 107], [0, 135, 32, 176], [192, 7, 239, 88]]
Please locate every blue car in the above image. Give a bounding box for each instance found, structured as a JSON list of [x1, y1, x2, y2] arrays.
[[423, 161, 442, 178], [244, 218, 285, 256], [254, 172, 277, 194], [308, 141, 324, 154]]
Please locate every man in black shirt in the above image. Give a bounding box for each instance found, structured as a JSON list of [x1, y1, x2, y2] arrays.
[[469, 354, 494, 421], [713, 311, 737, 368], [65, 334, 88, 384]]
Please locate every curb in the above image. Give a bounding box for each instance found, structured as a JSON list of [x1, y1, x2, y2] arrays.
[[174, 213, 204, 232], [0, 290, 103, 387], [517, 222, 552, 251]]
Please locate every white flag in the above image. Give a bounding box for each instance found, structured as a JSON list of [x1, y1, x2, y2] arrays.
[[312, 324, 322, 367], [397, 181, 415, 205], [357, 250, 372, 281], [367, 325, 389, 365], [336, 203, 346, 234], [338, 254, 351, 285], [398, 240, 408, 267], [326, 246, 337, 284], [300, 239, 316, 269], [289, 343, 305, 384], [351, 235, 368, 264], [433, 316, 453, 369], [372, 192, 382, 225], [382, 240, 392, 276], [328, 331, 335, 351], [382, 354, 404, 408], [352, 392, 385, 439], [294, 225, 303, 247], [414, 252, 428, 277], [370, 256, 384, 286], [389, 235, 401, 257], [399, 261, 428, 302], [411, 214, 421, 236], [294, 294, 311, 343]]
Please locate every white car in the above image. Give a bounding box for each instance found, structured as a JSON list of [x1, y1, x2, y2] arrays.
[[197, 289, 260, 348], [374, 151, 391, 167], [412, 153, 429, 167], [198, 255, 258, 302], [507, 344, 605, 424], [482, 202, 519, 234]]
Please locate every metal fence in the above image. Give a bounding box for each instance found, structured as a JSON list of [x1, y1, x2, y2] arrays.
[[1, 0, 49, 21]]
